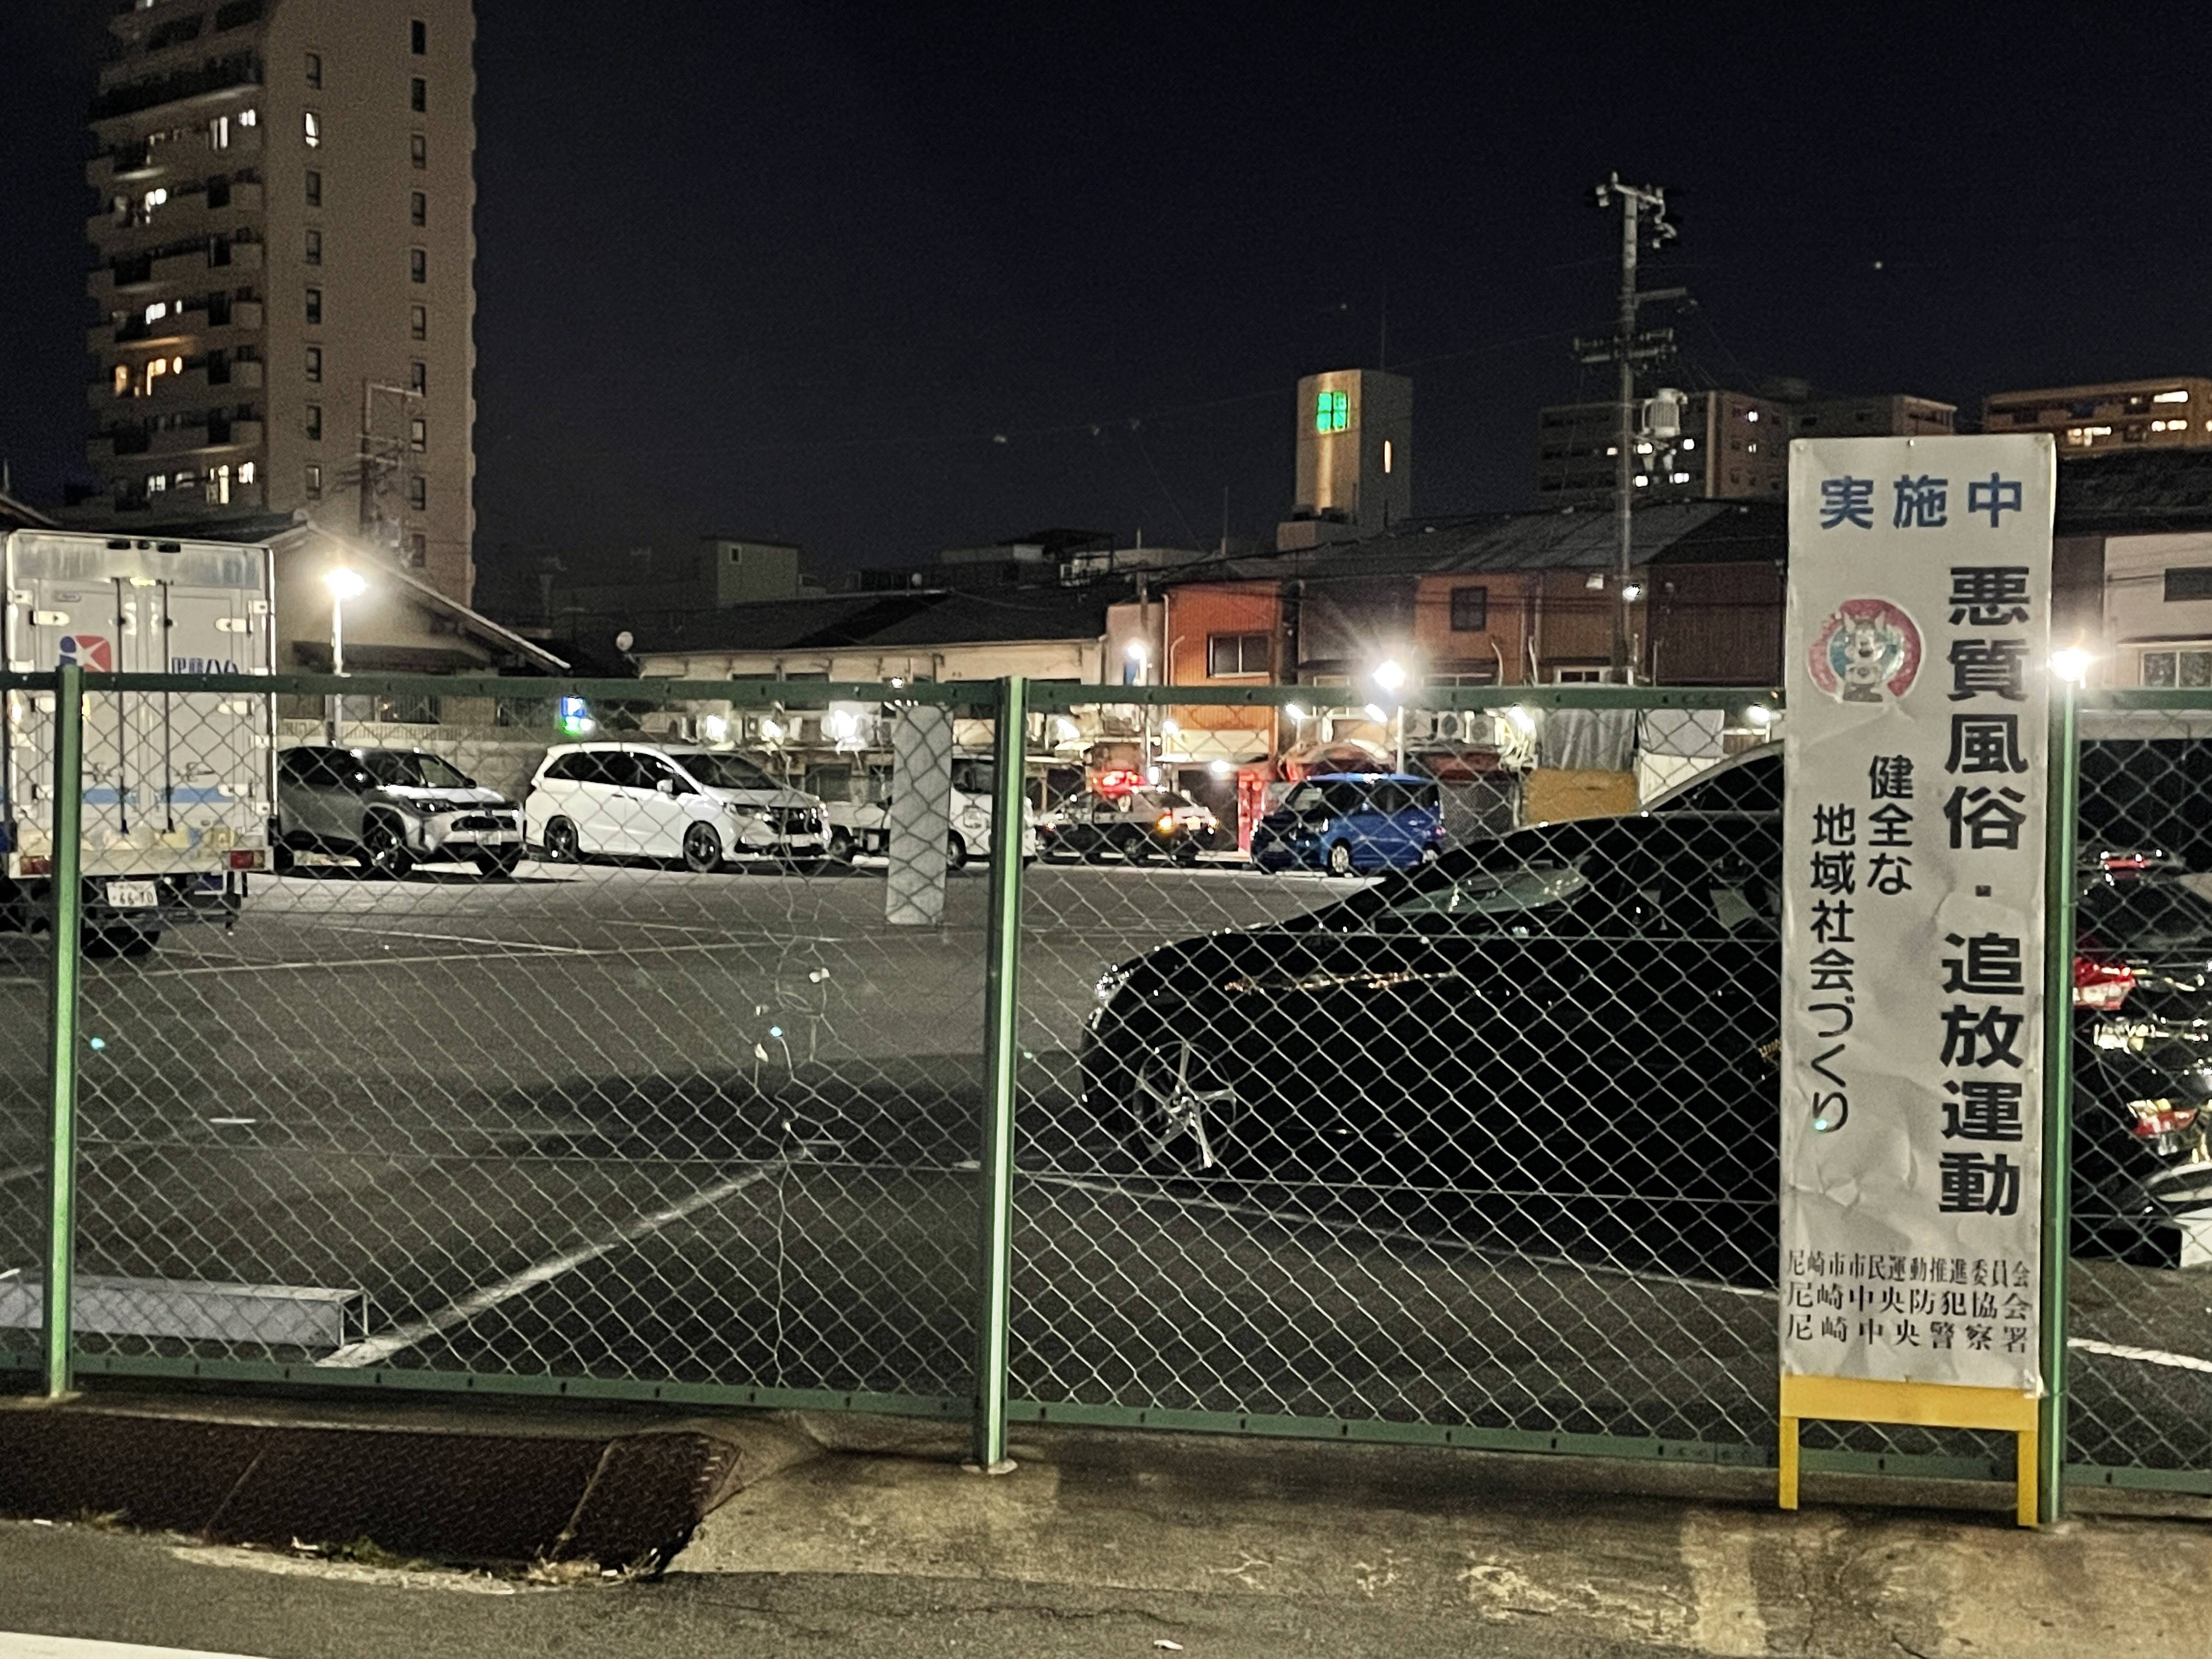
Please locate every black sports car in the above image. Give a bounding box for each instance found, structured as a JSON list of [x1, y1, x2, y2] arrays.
[[1080, 758, 2212, 1279]]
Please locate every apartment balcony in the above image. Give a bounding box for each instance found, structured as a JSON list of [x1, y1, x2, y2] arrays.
[[89, 53, 262, 123], [87, 358, 263, 412], [93, 185, 267, 261], [89, 296, 264, 354], [90, 417, 264, 465]]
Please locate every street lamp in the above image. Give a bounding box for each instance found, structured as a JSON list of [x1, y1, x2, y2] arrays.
[[2050, 647, 2094, 684], [324, 567, 366, 675], [1372, 659, 1408, 772]]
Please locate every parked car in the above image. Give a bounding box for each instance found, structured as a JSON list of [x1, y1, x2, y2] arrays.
[[1081, 775, 2212, 1278], [1039, 788, 1220, 865], [525, 743, 827, 872], [824, 755, 1037, 870], [1250, 772, 1447, 876], [275, 746, 524, 878]]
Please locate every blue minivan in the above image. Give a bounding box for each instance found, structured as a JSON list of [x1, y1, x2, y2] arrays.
[[1250, 772, 1447, 875]]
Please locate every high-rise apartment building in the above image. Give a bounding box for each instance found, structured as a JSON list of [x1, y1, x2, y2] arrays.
[[1983, 379, 2212, 458], [1535, 388, 1955, 509], [83, 0, 477, 603]]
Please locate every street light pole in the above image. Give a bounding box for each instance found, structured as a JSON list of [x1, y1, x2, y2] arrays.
[[324, 567, 366, 742]]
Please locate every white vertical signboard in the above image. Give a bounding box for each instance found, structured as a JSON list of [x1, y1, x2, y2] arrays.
[[1782, 435, 2057, 1394]]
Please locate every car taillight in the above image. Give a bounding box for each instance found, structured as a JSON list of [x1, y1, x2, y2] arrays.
[[2074, 955, 2135, 1011], [2127, 1098, 2199, 1139], [228, 849, 264, 870], [1156, 814, 1176, 834]]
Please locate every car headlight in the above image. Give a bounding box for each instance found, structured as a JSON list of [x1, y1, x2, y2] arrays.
[[726, 803, 765, 821]]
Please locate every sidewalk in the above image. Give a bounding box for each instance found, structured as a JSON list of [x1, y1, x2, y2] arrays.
[[2, 1396, 2208, 1658]]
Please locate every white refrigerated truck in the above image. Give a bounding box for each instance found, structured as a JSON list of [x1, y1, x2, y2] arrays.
[[2, 530, 276, 956]]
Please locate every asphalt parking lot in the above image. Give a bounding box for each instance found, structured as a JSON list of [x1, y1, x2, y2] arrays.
[[0, 853, 2209, 1480]]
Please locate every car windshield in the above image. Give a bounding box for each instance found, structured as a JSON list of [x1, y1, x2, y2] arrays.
[[1650, 753, 1784, 813], [2079, 876, 2212, 952], [675, 752, 777, 791], [360, 751, 469, 789]]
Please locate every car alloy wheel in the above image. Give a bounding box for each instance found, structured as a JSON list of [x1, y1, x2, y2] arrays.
[[1326, 840, 1355, 877], [360, 815, 414, 879], [543, 817, 581, 862], [1131, 1039, 1237, 1173], [681, 822, 724, 873]]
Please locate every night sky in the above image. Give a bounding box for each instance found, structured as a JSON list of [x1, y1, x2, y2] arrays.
[[6, 3, 2210, 586]]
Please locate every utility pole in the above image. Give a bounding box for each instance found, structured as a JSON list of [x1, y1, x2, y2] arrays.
[[1575, 175, 1681, 681]]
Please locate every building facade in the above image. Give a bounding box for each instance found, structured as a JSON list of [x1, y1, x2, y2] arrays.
[[1537, 387, 1955, 509], [1983, 379, 2212, 458], [83, 0, 478, 603], [1277, 369, 1412, 549]]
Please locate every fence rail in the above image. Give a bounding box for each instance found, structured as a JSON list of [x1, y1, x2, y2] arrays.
[[2, 669, 2209, 1511]]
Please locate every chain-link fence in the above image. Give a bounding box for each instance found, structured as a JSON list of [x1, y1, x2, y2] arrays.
[[3, 669, 2210, 1505]]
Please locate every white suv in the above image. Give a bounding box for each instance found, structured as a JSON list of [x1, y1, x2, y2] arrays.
[[526, 743, 828, 872]]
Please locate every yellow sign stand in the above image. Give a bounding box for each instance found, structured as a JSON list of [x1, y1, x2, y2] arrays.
[[1778, 1373, 2041, 1528]]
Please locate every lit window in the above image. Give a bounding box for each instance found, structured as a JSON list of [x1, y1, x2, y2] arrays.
[[409, 360, 426, 393], [408, 305, 426, 341], [408, 416, 426, 451], [238, 107, 257, 127], [410, 77, 426, 112], [305, 51, 321, 88], [1633, 475, 1650, 488], [410, 191, 426, 228], [238, 461, 256, 485], [1670, 471, 1691, 484], [408, 475, 427, 510], [142, 187, 168, 213], [1315, 389, 1348, 433], [304, 227, 321, 265], [208, 463, 232, 504], [1681, 437, 1695, 450], [304, 170, 321, 206], [1746, 409, 1760, 422], [304, 287, 321, 324], [144, 301, 168, 324], [411, 18, 426, 53], [1747, 441, 1758, 454], [147, 473, 167, 494], [304, 463, 322, 499], [112, 364, 129, 397], [409, 247, 427, 283], [146, 357, 169, 388], [2154, 389, 2191, 403], [305, 403, 322, 441], [303, 110, 321, 148], [304, 345, 321, 383], [410, 132, 426, 168], [209, 114, 230, 150]]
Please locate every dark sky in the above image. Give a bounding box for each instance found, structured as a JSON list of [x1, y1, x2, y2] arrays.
[[7, 3, 2211, 584]]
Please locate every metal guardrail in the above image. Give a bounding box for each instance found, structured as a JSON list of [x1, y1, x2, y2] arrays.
[[0, 669, 2205, 1510]]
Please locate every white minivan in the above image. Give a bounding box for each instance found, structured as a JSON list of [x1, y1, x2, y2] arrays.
[[526, 742, 828, 871]]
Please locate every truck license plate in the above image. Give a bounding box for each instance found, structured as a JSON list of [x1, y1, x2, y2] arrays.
[[106, 880, 158, 910]]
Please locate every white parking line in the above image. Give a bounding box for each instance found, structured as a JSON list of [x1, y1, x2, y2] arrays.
[[311, 926, 592, 955], [2070, 1336, 2212, 1375], [1023, 1170, 1772, 1300], [319, 1162, 782, 1369], [0, 1637, 267, 1659]]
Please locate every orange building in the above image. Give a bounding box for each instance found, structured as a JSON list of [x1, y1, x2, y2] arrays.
[[1156, 580, 1285, 764]]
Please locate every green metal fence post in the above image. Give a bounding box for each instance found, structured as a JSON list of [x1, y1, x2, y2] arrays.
[[43, 663, 86, 1401], [970, 674, 1028, 1474], [2038, 675, 2080, 1522]]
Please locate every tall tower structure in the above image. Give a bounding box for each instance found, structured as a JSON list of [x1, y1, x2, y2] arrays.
[[83, 0, 478, 604], [1277, 369, 1411, 550]]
